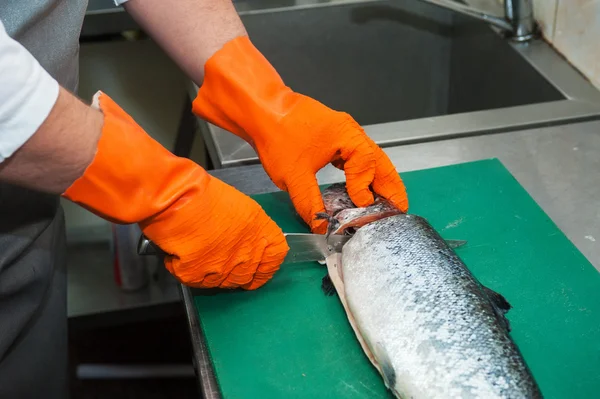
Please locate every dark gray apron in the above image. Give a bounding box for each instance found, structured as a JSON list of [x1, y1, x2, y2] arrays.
[[0, 1, 88, 397]]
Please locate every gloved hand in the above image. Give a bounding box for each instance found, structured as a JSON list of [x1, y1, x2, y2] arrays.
[[192, 36, 408, 234], [63, 92, 288, 289]]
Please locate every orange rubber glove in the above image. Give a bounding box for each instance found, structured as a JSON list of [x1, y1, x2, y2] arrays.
[[192, 36, 408, 234], [63, 92, 288, 290]]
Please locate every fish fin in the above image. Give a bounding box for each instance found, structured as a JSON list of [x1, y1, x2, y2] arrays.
[[446, 239, 467, 249], [483, 286, 512, 331], [321, 274, 337, 296], [373, 342, 396, 390], [483, 286, 512, 313], [315, 213, 339, 238]]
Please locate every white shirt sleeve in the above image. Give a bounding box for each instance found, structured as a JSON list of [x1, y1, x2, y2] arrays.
[[114, 0, 129, 5], [0, 19, 59, 163]]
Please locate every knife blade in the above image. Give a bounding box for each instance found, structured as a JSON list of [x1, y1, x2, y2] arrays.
[[137, 233, 351, 264], [283, 233, 350, 264]]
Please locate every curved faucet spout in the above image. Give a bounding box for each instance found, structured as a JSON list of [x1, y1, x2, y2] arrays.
[[417, 0, 536, 41]]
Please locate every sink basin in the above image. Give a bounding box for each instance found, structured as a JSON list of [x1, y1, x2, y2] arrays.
[[241, 0, 561, 126], [194, 0, 600, 168]]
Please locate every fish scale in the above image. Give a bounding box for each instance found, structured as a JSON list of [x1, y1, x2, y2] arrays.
[[324, 186, 542, 398]]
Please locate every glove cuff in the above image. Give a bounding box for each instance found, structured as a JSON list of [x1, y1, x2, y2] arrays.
[[192, 36, 300, 147], [63, 91, 209, 228]]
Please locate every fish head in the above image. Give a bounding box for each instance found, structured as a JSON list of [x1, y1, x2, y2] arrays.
[[319, 183, 403, 236]]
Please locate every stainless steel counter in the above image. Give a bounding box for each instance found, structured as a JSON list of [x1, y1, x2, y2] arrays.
[[210, 120, 600, 271]]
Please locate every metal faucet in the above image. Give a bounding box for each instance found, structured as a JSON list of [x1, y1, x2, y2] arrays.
[[420, 0, 536, 41]]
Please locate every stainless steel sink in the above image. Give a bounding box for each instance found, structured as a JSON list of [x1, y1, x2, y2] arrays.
[[194, 0, 600, 168]]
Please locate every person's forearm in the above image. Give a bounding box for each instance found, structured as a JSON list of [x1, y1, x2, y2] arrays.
[[123, 0, 247, 86], [0, 87, 103, 193]]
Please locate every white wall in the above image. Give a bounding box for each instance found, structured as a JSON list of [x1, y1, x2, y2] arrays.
[[471, 0, 600, 89], [549, 0, 600, 89]]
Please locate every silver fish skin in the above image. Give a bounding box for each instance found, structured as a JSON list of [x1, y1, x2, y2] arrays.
[[339, 214, 542, 398]]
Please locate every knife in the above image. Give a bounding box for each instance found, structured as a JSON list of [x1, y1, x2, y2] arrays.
[[137, 233, 352, 264]]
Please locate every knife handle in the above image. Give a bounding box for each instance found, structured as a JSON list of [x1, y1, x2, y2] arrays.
[[137, 235, 168, 257]]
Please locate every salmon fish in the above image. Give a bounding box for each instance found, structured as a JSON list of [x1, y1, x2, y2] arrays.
[[319, 183, 542, 398]]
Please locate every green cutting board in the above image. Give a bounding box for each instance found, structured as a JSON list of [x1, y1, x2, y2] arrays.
[[193, 159, 600, 398]]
